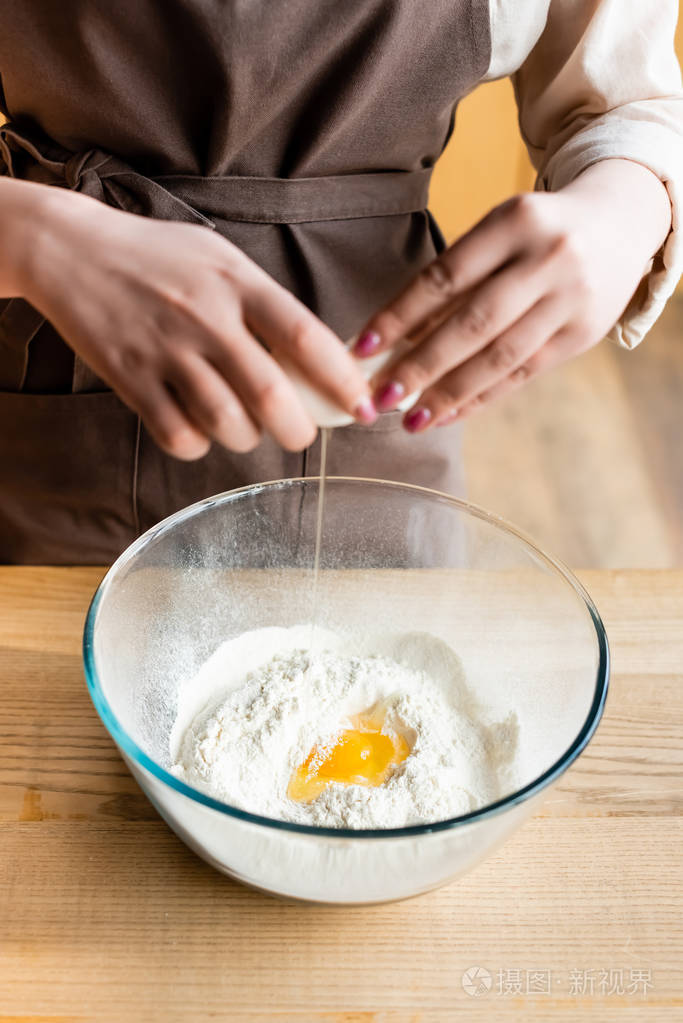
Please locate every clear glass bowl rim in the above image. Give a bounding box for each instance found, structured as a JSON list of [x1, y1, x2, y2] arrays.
[[83, 476, 610, 840]]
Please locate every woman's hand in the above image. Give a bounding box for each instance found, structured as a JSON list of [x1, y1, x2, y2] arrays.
[[353, 159, 672, 431], [13, 183, 375, 459]]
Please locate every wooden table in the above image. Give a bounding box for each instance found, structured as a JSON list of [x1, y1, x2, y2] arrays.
[[1, 567, 681, 1021]]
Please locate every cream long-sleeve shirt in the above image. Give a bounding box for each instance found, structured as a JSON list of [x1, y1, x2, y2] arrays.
[[485, 0, 683, 348]]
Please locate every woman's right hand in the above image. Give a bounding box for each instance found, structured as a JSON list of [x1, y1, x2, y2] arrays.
[[10, 181, 375, 459]]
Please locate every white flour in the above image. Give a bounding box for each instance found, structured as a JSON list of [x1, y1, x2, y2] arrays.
[[170, 625, 520, 829]]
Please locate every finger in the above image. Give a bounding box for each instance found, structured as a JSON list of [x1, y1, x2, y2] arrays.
[[240, 270, 376, 422], [115, 374, 211, 460], [164, 349, 262, 454], [408, 294, 566, 429], [447, 326, 579, 422], [205, 318, 319, 452], [372, 256, 550, 411], [353, 196, 534, 358]]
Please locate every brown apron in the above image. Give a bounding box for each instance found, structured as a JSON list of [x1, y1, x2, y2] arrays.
[[0, 1, 491, 565]]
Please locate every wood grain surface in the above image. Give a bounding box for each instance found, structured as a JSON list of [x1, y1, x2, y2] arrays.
[[0, 567, 682, 1021]]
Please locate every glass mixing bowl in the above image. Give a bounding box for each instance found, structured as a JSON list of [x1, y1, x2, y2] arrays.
[[84, 477, 609, 904]]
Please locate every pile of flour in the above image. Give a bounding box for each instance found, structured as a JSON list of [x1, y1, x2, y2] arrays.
[[170, 625, 520, 829]]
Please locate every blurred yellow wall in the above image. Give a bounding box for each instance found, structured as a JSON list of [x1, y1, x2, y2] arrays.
[[430, 14, 683, 244], [429, 77, 534, 242]]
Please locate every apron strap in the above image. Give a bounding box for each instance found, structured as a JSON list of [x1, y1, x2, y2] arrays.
[[0, 121, 432, 391], [157, 168, 433, 224], [0, 298, 44, 391]]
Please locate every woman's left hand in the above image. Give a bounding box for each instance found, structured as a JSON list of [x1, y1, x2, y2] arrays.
[[353, 159, 672, 431]]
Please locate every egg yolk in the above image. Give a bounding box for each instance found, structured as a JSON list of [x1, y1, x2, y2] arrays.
[[288, 710, 411, 803]]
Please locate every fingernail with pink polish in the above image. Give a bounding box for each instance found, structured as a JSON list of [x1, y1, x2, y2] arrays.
[[375, 380, 405, 412], [353, 330, 382, 357], [353, 396, 378, 424], [404, 406, 432, 433]]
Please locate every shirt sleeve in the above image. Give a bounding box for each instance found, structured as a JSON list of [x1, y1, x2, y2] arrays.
[[503, 0, 683, 349]]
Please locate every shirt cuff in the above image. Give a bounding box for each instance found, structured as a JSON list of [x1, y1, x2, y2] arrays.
[[536, 118, 683, 350]]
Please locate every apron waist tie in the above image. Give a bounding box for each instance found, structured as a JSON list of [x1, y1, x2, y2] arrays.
[[0, 121, 432, 223], [0, 120, 432, 391]]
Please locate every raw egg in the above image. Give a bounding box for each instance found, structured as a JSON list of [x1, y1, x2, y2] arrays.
[[288, 708, 411, 803]]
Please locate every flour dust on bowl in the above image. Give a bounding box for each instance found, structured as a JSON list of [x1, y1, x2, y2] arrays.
[[83, 477, 609, 904]]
